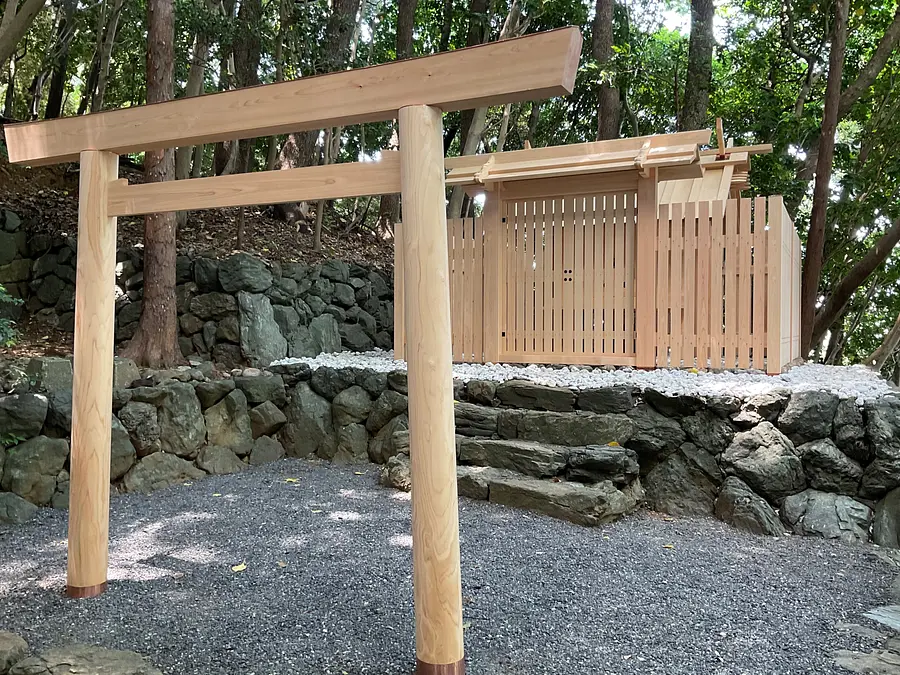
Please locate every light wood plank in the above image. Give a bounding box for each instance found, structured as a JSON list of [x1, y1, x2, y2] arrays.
[[614, 192, 627, 355], [563, 197, 576, 354], [696, 201, 711, 369], [624, 192, 636, 356], [481, 197, 501, 362], [603, 193, 615, 354], [683, 201, 697, 367], [573, 196, 585, 354], [709, 200, 726, 369], [496, 352, 637, 366], [394, 221, 406, 360], [495, 172, 639, 202], [656, 203, 671, 365], [752, 197, 767, 370], [534, 199, 546, 355], [738, 198, 752, 369], [462, 217, 474, 361], [669, 202, 684, 367], [504, 204, 514, 355], [724, 199, 738, 369], [473, 216, 484, 363], [9, 29, 583, 165], [635, 173, 658, 366], [552, 198, 564, 352]]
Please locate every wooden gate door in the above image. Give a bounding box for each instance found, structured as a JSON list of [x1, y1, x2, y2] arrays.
[[498, 191, 638, 365]]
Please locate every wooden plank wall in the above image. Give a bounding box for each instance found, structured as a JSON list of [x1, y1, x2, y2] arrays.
[[653, 196, 800, 372], [499, 192, 637, 365]]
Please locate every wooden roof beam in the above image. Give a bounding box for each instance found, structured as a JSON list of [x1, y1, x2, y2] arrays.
[[107, 153, 401, 217], [4, 27, 582, 165]]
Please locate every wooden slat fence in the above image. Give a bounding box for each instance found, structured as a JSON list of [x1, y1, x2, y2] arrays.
[[394, 194, 801, 373]]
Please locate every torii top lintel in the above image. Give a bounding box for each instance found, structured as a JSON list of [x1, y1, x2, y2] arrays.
[[4, 27, 582, 167]]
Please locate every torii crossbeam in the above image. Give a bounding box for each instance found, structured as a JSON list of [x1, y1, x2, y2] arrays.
[[3, 27, 582, 675]]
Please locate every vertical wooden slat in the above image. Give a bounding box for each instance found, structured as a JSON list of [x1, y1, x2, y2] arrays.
[[624, 192, 636, 356], [544, 199, 554, 356], [696, 201, 711, 369], [482, 197, 502, 363], [656, 203, 671, 365], [669, 202, 684, 367], [582, 196, 595, 355], [614, 192, 626, 354], [635, 173, 659, 367], [603, 193, 615, 353], [792, 227, 802, 362], [710, 200, 726, 369], [782, 204, 794, 368], [463, 218, 474, 361], [593, 196, 603, 355], [473, 216, 484, 363], [723, 199, 738, 369], [752, 197, 767, 370], [505, 203, 514, 357], [533, 199, 545, 355], [562, 197, 575, 354], [553, 198, 564, 353], [738, 198, 752, 369], [574, 195, 585, 355], [683, 201, 697, 367], [519, 201, 529, 353], [526, 200, 536, 352]]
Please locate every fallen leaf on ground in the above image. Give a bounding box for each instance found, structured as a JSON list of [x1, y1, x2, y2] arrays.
[[182, 482, 193, 486], [231, 562, 247, 572], [212, 493, 222, 497], [662, 544, 675, 549], [462, 622, 472, 630], [311, 509, 323, 513], [354, 471, 366, 475], [284, 478, 300, 483], [277, 561, 288, 568]]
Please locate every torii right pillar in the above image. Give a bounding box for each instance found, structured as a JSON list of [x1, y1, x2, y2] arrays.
[[398, 103, 466, 675]]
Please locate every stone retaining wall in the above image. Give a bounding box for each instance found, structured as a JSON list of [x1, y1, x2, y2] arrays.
[[3, 355, 900, 548], [0, 208, 394, 368]]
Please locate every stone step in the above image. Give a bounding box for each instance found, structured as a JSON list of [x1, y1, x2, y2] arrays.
[[456, 465, 642, 527], [456, 436, 639, 486]]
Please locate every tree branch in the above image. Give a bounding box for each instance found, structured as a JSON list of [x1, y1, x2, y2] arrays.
[[838, 3, 900, 119]]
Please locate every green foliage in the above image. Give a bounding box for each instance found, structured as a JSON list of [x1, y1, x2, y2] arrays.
[[0, 285, 22, 347], [0, 433, 26, 450]]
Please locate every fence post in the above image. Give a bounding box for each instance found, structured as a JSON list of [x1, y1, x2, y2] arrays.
[[398, 104, 466, 675], [635, 170, 658, 368], [393, 221, 405, 360], [482, 192, 502, 363], [766, 195, 784, 374], [67, 150, 119, 598]]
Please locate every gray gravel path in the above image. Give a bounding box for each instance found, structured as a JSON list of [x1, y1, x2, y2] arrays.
[[0, 459, 893, 675]]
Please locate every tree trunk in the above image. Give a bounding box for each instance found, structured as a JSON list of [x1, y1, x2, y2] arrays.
[[0, 0, 46, 67], [265, 0, 288, 171], [496, 103, 512, 151], [91, 0, 126, 112], [43, 0, 77, 119], [679, 0, 714, 131], [121, 0, 181, 368], [868, 310, 900, 371], [175, 0, 215, 181], [593, 0, 619, 140], [799, 0, 849, 355], [213, 0, 237, 176], [811, 215, 900, 348], [439, 0, 453, 52]]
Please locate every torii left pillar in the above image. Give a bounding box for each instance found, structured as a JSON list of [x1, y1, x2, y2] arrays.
[[66, 149, 119, 598]]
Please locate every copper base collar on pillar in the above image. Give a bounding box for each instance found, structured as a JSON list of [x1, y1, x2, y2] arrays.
[[65, 582, 107, 599], [415, 658, 465, 675]]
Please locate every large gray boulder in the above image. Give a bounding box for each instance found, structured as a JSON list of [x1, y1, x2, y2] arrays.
[[834, 399, 871, 464], [0, 393, 48, 439], [237, 292, 287, 367], [368, 414, 409, 464], [495, 380, 575, 412], [339, 323, 374, 352], [194, 380, 235, 409], [455, 402, 500, 437], [565, 444, 639, 485], [189, 292, 237, 321], [731, 390, 790, 427], [333, 423, 369, 463], [797, 438, 863, 494], [110, 416, 138, 481], [25, 357, 73, 394], [873, 487, 900, 548], [280, 383, 336, 458], [576, 387, 634, 414], [777, 390, 840, 445], [488, 474, 642, 526], [0, 632, 28, 673], [218, 252, 273, 293], [366, 390, 408, 432], [309, 314, 341, 353], [249, 436, 285, 466], [9, 644, 162, 675], [721, 422, 805, 503], [122, 452, 205, 494], [379, 454, 411, 492], [1, 436, 68, 505], [196, 445, 246, 475], [625, 404, 685, 471], [644, 443, 723, 517], [204, 389, 253, 456], [643, 389, 704, 417], [0, 493, 38, 525], [332, 385, 372, 426], [502, 410, 633, 447], [157, 382, 206, 459], [310, 366, 356, 400], [681, 410, 734, 455], [458, 438, 568, 478], [866, 397, 900, 460], [860, 459, 900, 500], [117, 402, 160, 457], [286, 325, 322, 358], [234, 374, 286, 407], [781, 489, 872, 542], [714, 477, 784, 536], [249, 401, 287, 439]]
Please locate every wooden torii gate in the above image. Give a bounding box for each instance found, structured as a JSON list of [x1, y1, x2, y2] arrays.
[[3, 28, 582, 674]]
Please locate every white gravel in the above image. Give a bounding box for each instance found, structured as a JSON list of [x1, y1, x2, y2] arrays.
[[273, 350, 897, 403]]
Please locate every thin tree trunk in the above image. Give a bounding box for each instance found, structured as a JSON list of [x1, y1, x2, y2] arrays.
[[526, 100, 541, 145], [593, 0, 619, 140], [122, 0, 181, 368], [0, 0, 46, 67], [800, 0, 849, 355], [496, 103, 512, 151], [90, 0, 125, 112], [439, 0, 453, 52], [265, 0, 288, 171], [868, 310, 900, 371], [811, 215, 900, 347], [43, 0, 76, 119], [679, 0, 714, 131]]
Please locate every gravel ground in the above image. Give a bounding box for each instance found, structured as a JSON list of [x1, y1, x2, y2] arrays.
[[274, 350, 897, 403], [0, 459, 894, 675]]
